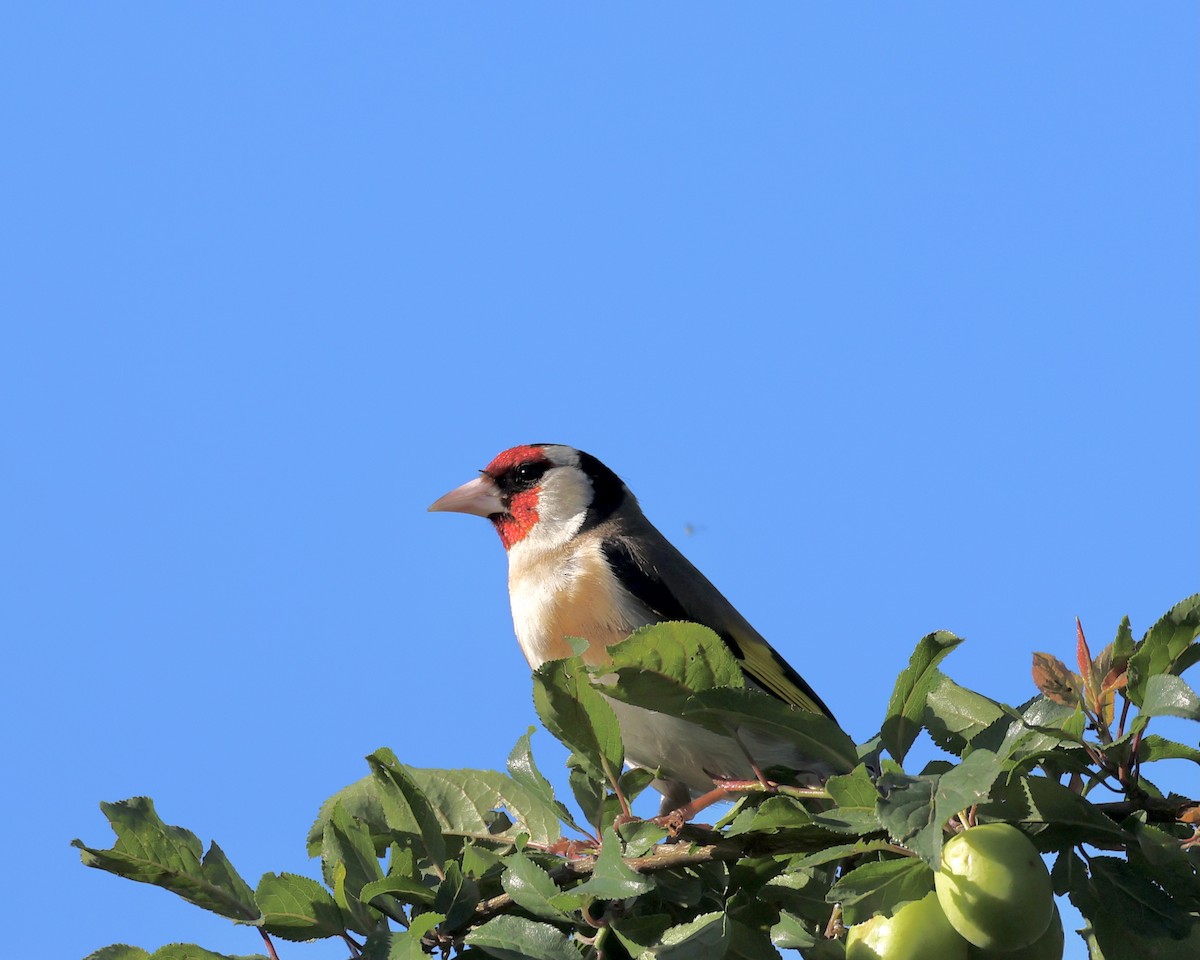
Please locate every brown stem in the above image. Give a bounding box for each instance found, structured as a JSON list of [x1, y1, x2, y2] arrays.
[[1116, 694, 1132, 740], [258, 929, 281, 960]]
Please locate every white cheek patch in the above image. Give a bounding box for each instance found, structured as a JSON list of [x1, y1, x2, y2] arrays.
[[510, 465, 592, 557]]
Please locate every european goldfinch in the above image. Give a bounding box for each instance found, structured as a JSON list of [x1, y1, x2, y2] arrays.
[[429, 444, 841, 813]]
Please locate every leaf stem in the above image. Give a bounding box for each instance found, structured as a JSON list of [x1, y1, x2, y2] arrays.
[[258, 929, 281, 960]]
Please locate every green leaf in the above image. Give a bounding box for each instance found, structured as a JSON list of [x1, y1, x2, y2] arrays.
[[874, 774, 939, 865], [367, 749, 447, 872], [84, 949, 151, 960], [826, 857, 933, 925], [1127, 817, 1200, 911], [881, 631, 964, 764], [983, 774, 1128, 847], [769, 910, 818, 950], [1090, 855, 1197, 941], [924, 749, 1004, 865], [872, 753, 999, 869], [791, 838, 911, 869], [409, 766, 562, 847], [533, 656, 625, 788], [1135, 734, 1200, 765], [432, 860, 480, 932], [681, 687, 859, 773], [464, 915, 582, 960], [922, 672, 1009, 756], [1128, 595, 1200, 705], [361, 913, 446, 960], [73, 798, 259, 922], [148, 949, 268, 960], [603, 621, 744, 715], [1140, 674, 1200, 721], [254, 872, 345, 941], [759, 867, 834, 923], [570, 827, 655, 899], [618, 818, 670, 857], [500, 852, 576, 921], [815, 764, 883, 834], [507, 727, 588, 836], [727, 918, 784, 960], [307, 775, 390, 856], [321, 803, 385, 935], [358, 872, 436, 910], [996, 696, 1085, 763], [611, 915, 675, 954], [726, 795, 817, 836], [647, 911, 729, 959]]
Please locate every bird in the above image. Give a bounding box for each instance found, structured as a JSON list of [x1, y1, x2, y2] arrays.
[[429, 443, 841, 815]]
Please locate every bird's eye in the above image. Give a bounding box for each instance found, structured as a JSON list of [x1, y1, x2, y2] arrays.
[[500, 460, 549, 493]]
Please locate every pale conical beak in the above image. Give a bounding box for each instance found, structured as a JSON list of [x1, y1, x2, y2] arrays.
[[428, 475, 505, 518]]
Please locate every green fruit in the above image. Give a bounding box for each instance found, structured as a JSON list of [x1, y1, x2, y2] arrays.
[[846, 891, 969, 960], [936, 822, 1054, 951], [966, 903, 1064, 960]]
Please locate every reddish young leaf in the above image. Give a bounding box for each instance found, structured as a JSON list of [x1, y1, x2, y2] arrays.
[[1032, 652, 1082, 707]]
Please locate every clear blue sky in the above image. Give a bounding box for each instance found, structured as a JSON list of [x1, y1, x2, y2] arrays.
[[2, 6, 1196, 960]]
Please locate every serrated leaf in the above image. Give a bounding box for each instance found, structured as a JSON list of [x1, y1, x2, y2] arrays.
[[760, 867, 835, 922], [727, 918, 783, 960], [611, 914, 674, 954], [432, 860, 480, 932], [361, 913, 445, 960], [881, 631, 964, 764], [996, 696, 1085, 763], [254, 872, 345, 941], [681, 687, 859, 774], [570, 827, 655, 899], [874, 774, 937, 863], [791, 838, 911, 869], [500, 852, 576, 921], [149, 949, 269, 960], [73, 798, 259, 922], [725, 795, 820, 837], [84, 949, 152, 960], [533, 656, 625, 789], [602, 621, 744, 716], [322, 803, 385, 935], [826, 857, 933, 925], [1140, 674, 1200, 720], [991, 775, 1128, 846], [408, 766, 562, 847], [464, 915, 582, 960], [923, 672, 1009, 756], [1031, 652, 1082, 707], [647, 911, 729, 959], [1135, 735, 1200, 765], [618, 818, 669, 857], [507, 727, 587, 836], [1128, 595, 1200, 706], [358, 872, 436, 909], [814, 764, 883, 835], [367, 749, 447, 872], [307, 775, 390, 856], [769, 910, 818, 950]]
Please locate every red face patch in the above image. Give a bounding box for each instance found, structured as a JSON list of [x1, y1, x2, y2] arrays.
[[483, 444, 548, 477], [492, 489, 539, 549], [483, 445, 552, 550]]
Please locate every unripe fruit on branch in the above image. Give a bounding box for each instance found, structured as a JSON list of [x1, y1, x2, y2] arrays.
[[935, 822, 1054, 952], [845, 891, 969, 960]]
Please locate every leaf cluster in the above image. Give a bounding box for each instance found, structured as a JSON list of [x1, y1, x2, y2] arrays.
[[77, 601, 1200, 960]]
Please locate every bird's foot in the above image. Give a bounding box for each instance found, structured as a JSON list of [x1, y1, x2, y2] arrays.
[[539, 837, 600, 859]]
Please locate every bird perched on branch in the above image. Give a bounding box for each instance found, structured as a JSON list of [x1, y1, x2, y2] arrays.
[[429, 443, 841, 814]]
